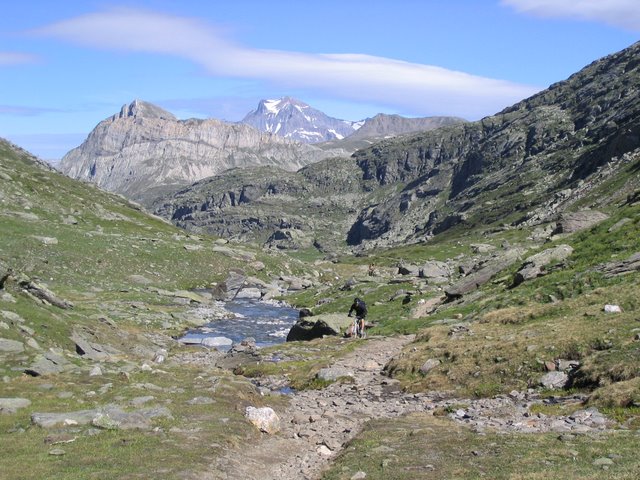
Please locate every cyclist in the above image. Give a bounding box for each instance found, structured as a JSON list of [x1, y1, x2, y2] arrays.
[[347, 297, 367, 338]]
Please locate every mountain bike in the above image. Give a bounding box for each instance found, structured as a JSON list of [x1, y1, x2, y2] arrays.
[[353, 316, 366, 339]]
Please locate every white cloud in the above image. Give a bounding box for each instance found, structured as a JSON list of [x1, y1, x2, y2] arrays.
[[502, 0, 640, 31], [0, 52, 38, 66], [34, 8, 541, 119]]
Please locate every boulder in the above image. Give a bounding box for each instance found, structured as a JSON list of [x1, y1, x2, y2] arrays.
[[471, 243, 495, 254], [445, 249, 525, 300], [245, 406, 280, 434], [0, 397, 31, 414], [211, 271, 246, 300], [201, 336, 233, 348], [279, 275, 312, 292], [32, 405, 172, 430], [512, 244, 574, 286], [72, 330, 122, 361], [24, 349, 72, 376], [596, 252, 640, 277], [0, 260, 11, 289], [419, 261, 451, 282], [397, 264, 420, 276], [0, 337, 24, 353], [553, 210, 609, 234], [540, 371, 569, 389], [286, 313, 353, 342], [235, 287, 262, 300], [419, 359, 441, 374], [17, 276, 73, 309], [316, 367, 354, 382]]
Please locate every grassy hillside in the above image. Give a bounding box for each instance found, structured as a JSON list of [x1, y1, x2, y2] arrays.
[[0, 139, 300, 479]]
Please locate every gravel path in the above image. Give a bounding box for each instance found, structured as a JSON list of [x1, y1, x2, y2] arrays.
[[206, 334, 616, 480], [211, 334, 425, 479]]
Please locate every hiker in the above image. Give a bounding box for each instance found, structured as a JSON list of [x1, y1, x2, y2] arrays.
[[368, 263, 376, 276], [347, 297, 367, 338]]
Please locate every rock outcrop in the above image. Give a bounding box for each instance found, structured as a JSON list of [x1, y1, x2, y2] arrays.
[[286, 313, 354, 342]]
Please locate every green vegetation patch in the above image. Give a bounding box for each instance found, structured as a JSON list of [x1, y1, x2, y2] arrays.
[[321, 414, 640, 480]]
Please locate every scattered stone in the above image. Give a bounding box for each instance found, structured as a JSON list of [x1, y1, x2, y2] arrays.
[[128, 275, 153, 285], [471, 244, 495, 254], [608, 217, 632, 232], [593, 457, 614, 467], [351, 472, 367, 480], [31, 236, 58, 245], [235, 287, 262, 300], [44, 434, 77, 445], [512, 245, 574, 286], [596, 252, 640, 277], [419, 359, 441, 375], [0, 292, 16, 303], [0, 337, 24, 353], [153, 349, 167, 363], [130, 396, 155, 406], [25, 349, 72, 376], [540, 371, 569, 389], [92, 413, 120, 430], [603, 304, 623, 313], [445, 249, 525, 299], [287, 313, 353, 341], [48, 448, 66, 456], [1, 310, 25, 323], [0, 397, 31, 414], [245, 406, 280, 434], [89, 365, 103, 376], [17, 277, 73, 309], [187, 396, 215, 405], [317, 445, 333, 456], [397, 264, 420, 276], [201, 337, 233, 348], [553, 210, 609, 234], [317, 367, 354, 382], [32, 405, 172, 430], [556, 359, 580, 371]]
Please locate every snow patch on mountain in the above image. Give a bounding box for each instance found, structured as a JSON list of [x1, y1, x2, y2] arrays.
[[241, 97, 359, 144]]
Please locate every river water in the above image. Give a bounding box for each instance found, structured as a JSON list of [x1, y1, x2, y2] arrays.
[[180, 299, 299, 349]]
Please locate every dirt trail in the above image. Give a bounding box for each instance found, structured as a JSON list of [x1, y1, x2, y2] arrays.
[[210, 334, 430, 480]]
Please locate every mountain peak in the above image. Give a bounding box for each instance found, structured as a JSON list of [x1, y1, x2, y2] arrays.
[[114, 99, 176, 121], [243, 97, 356, 143]]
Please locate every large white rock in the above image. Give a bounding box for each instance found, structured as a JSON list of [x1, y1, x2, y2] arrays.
[[245, 406, 280, 434]]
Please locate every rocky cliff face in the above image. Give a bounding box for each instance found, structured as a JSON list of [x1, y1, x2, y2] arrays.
[[346, 40, 640, 247], [157, 41, 640, 252], [59, 100, 340, 206]]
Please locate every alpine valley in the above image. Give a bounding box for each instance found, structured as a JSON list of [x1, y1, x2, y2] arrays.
[[1, 41, 639, 480]]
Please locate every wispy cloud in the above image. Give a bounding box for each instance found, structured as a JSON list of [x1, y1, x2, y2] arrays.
[[33, 8, 541, 120], [0, 52, 38, 66], [502, 0, 640, 32]]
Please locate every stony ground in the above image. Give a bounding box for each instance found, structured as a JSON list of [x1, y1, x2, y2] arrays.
[[200, 335, 616, 480]]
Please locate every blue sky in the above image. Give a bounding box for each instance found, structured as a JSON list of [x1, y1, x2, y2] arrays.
[[1, 0, 638, 160]]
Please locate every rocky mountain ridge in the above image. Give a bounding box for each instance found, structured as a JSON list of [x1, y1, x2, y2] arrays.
[[158, 41, 640, 252], [347, 113, 465, 141], [241, 96, 359, 143], [59, 99, 348, 207]]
